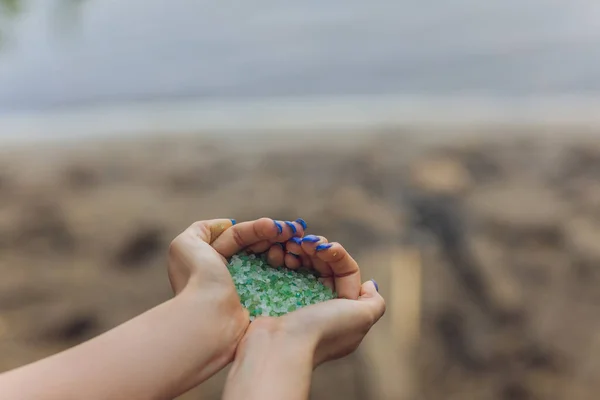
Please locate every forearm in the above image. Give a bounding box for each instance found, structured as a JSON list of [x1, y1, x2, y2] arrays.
[[0, 289, 247, 400], [223, 322, 315, 400]]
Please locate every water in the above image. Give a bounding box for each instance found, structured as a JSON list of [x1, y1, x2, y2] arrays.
[[1, 0, 600, 140]]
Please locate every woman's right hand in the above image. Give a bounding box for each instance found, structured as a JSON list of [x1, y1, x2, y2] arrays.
[[238, 238, 386, 368], [247, 279, 385, 367], [223, 237, 385, 400]]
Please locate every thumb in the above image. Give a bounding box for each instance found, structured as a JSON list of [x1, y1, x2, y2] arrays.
[[358, 280, 386, 323], [188, 219, 236, 244]]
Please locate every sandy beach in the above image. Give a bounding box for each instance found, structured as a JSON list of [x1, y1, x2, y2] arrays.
[[1, 127, 600, 399]]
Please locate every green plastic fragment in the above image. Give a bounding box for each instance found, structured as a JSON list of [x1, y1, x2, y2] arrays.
[[227, 252, 336, 320]]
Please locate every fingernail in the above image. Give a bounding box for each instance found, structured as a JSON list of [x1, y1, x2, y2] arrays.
[[295, 218, 307, 230], [371, 279, 379, 292], [274, 221, 283, 234], [287, 252, 301, 259], [302, 235, 320, 243], [315, 243, 333, 251], [289, 237, 302, 245], [284, 221, 297, 234], [230, 219, 237, 225]]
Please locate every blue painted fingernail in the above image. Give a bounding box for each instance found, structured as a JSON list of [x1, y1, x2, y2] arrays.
[[302, 235, 320, 243], [274, 221, 283, 234], [295, 218, 307, 230], [287, 252, 301, 259], [284, 221, 297, 234], [289, 237, 303, 245], [371, 279, 379, 292], [230, 219, 237, 225], [315, 243, 333, 251]]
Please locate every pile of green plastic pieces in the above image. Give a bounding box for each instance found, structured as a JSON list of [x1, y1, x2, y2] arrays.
[[227, 253, 336, 320]]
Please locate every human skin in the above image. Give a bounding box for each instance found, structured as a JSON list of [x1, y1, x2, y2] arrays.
[[0, 216, 383, 400], [223, 280, 386, 400], [0, 217, 305, 400], [224, 232, 386, 400]]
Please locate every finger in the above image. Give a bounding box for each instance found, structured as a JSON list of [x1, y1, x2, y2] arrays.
[[284, 237, 310, 268], [285, 220, 306, 238], [267, 243, 285, 267], [285, 236, 304, 255], [312, 256, 334, 292], [277, 220, 305, 242], [187, 218, 236, 244], [358, 280, 386, 322], [284, 252, 303, 270], [301, 256, 313, 269], [246, 219, 304, 254], [284, 236, 307, 262], [247, 240, 273, 254], [300, 235, 328, 257], [295, 218, 308, 232], [301, 235, 334, 288], [315, 242, 361, 300], [211, 218, 279, 257]]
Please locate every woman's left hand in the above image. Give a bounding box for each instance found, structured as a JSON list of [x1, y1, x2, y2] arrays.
[[166, 217, 306, 360], [0, 217, 308, 400]]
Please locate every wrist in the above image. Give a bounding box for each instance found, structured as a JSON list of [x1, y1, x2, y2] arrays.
[[181, 282, 248, 323], [243, 317, 317, 361], [224, 318, 315, 400], [178, 287, 249, 358]]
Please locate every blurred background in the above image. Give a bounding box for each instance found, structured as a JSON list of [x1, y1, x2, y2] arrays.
[[2, 1, 600, 399]]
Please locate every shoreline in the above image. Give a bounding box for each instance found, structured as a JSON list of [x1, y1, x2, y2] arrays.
[[2, 95, 600, 147]]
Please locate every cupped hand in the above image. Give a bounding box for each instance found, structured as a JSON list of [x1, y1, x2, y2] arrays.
[[250, 279, 385, 367], [166, 217, 305, 370], [264, 231, 363, 300], [168, 218, 382, 370], [241, 237, 385, 367], [167, 217, 305, 297]]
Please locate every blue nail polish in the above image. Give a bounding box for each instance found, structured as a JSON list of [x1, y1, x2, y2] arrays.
[[315, 243, 333, 251], [230, 219, 237, 225], [302, 235, 320, 243], [289, 237, 302, 245], [274, 221, 283, 234], [371, 279, 379, 292], [284, 221, 297, 234], [295, 218, 307, 230]]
